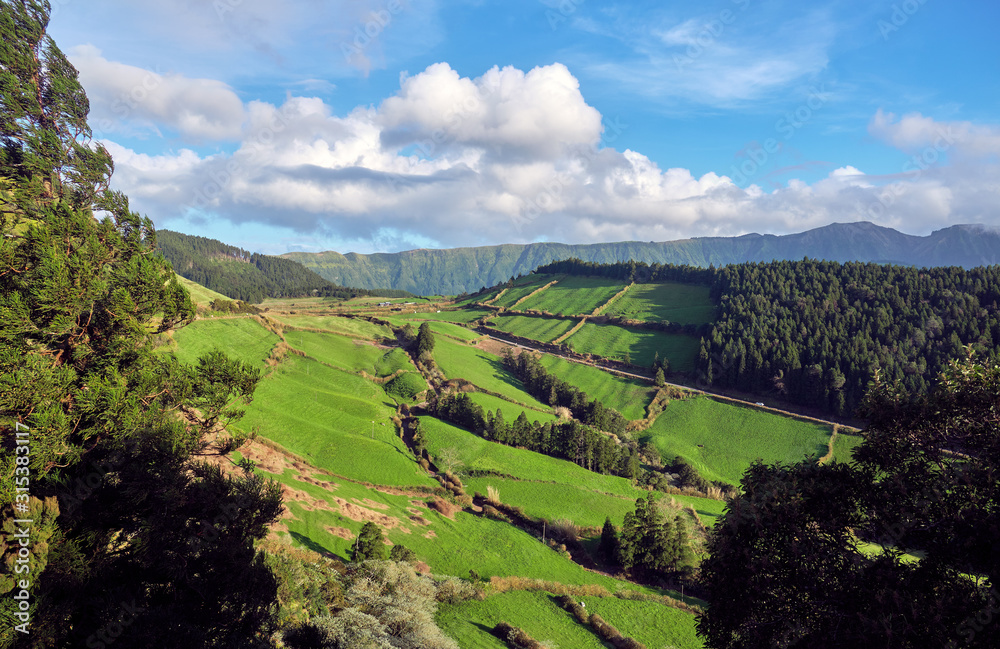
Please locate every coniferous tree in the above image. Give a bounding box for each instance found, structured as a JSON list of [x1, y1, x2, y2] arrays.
[[0, 4, 283, 646]]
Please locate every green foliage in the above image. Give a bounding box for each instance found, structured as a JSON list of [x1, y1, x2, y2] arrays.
[[701, 259, 1000, 414], [384, 372, 428, 401], [157, 229, 402, 303], [417, 321, 436, 357], [389, 544, 417, 563], [352, 522, 389, 562], [698, 356, 1000, 648]]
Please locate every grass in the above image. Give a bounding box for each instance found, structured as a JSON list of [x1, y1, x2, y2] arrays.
[[389, 308, 493, 324], [168, 317, 279, 368], [578, 594, 704, 649], [420, 417, 641, 498], [233, 354, 435, 487], [465, 392, 558, 425], [374, 347, 416, 377], [267, 314, 393, 340], [176, 275, 231, 307], [491, 276, 552, 309], [265, 463, 657, 593], [517, 276, 627, 316], [418, 320, 482, 341], [489, 314, 578, 343], [563, 321, 700, 371], [432, 337, 548, 409], [438, 590, 608, 649], [605, 282, 717, 325], [537, 355, 654, 420], [642, 396, 833, 485], [830, 431, 865, 464], [287, 330, 390, 374]]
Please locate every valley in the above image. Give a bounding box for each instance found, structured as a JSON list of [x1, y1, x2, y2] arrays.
[[165, 267, 855, 648]]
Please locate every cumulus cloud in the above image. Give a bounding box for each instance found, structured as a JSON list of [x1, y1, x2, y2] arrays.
[[70, 45, 246, 141], [93, 62, 1000, 253], [869, 109, 1000, 159]]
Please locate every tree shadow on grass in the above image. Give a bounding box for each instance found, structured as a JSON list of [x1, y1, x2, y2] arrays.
[[289, 530, 343, 560]]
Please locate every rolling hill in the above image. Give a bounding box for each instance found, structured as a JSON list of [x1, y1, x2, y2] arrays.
[[283, 222, 1000, 295]]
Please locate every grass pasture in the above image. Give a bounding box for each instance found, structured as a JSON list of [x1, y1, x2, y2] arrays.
[[489, 314, 578, 343], [491, 275, 553, 309], [605, 281, 716, 325], [268, 313, 393, 340], [433, 338, 548, 408], [516, 275, 626, 315], [537, 355, 654, 420], [564, 321, 700, 371], [389, 308, 493, 324], [642, 396, 833, 485], [168, 317, 279, 368], [235, 354, 434, 487], [176, 275, 231, 307], [465, 392, 558, 425], [287, 330, 389, 373], [578, 595, 704, 649]]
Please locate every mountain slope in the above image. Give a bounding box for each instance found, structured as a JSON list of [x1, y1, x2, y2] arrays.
[[158, 230, 414, 302], [284, 222, 1000, 295]]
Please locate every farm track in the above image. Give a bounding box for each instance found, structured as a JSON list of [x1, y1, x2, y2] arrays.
[[481, 332, 860, 434]]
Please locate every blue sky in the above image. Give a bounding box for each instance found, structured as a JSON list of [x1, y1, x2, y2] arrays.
[[47, 0, 1000, 254]]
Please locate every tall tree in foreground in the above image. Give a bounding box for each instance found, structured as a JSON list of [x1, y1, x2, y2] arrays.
[[0, 2, 282, 647], [697, 353, 999, 648]]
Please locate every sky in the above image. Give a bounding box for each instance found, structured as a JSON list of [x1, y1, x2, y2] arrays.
[[46, 0, 1000, 255]]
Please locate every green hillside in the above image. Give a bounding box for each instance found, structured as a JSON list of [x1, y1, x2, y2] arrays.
[[283, 223, 1000, 295]]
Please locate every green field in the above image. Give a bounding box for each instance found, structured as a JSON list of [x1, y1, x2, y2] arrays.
[[389, 308, 493, 324], [537, 355, 654, 420], [465, 392, 558, 425], [517, 275, 626, 315], [564, 321, 700, 371], [491, 275, 552, 309], [421, 417, 641, 499], [176, 275, 231, 307], [286, 330, 389, 373], [433, 338, 548, 408], [438, 590, 703, 649], [829, 431, 864, 464], [489, 314, 578, 343], [605, 282, 717, 325], [268, 314, 393, 340], [168, 317, 279, 368], [234, 355, 434, 487], [642, 396, 833, 485]]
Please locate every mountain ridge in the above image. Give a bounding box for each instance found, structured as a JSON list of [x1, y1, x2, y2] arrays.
[[282, 222, 1000, 295]]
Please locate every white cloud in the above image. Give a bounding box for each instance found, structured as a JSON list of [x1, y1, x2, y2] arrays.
[[95, 63, 1000, 253], [70, 45, 246, 141], [869, 109, 1000, 159]]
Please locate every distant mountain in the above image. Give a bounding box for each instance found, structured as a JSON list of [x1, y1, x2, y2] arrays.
[[282, 223, 1000, 295], [157, 230, 414, 303]]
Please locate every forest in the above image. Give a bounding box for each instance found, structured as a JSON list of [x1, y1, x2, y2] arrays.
[[157, 230, 413, 303], [535, 257, 1000, 416]]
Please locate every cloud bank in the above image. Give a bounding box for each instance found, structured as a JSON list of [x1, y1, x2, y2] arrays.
[[84, 60, 1000, 253]]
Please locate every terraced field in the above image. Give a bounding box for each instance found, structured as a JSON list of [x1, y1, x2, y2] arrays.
[[605, 281, 717, 324], [564, 321, 701, 371], [516, 275, 626, 315], [167, 316, 279, 368], [286, 329, 389, 373], [491, 276, 554, 308], [268, 313, 394, 339], [433, 337, 549, 408], [537, 355, 654, 420], [465, 392, 559, 425], [489, 314, 578, 343], [641, 396, 833, 485], [234, 354, 434, 487]]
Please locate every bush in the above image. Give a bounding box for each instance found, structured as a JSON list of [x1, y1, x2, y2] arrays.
[[492, 622, 545, 649], [389, 544, 417, 563]]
